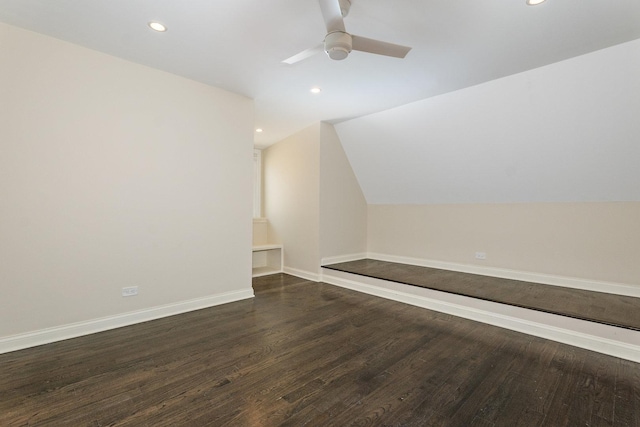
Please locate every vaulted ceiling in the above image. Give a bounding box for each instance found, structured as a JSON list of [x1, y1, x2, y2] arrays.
[[336, 39, 640, 204], [1, 0, 639, 148]]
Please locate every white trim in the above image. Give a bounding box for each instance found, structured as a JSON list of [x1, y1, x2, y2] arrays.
[[253, 244, 283, 251], [252, 217, 268, 224], [322, 269, 640, 363], [0, 289, 254, 355], [283, 266, 320, 282], [253, 149, 262, 219], [367, 252, 640, 298], [252, 267, 282, 278], [321, 253, 368, 266]]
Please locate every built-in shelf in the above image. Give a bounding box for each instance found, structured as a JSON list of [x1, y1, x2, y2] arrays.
[[252, 244, 283, 277]]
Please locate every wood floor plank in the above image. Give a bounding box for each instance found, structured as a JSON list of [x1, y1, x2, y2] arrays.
[[1, 273, 639, 426], [613, 358, 640, 426]]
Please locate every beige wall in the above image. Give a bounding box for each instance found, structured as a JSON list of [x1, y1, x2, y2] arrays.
[[263, 124, 321, 276], [319, 123, 367, 261], [263, 122, 367, 276], [252, 219, 269, 246], [368, 203, 640, 285], [0, 23, 254, 338]]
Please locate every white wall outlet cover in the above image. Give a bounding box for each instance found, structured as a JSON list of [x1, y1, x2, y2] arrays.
[[122, 286, 138, 297]]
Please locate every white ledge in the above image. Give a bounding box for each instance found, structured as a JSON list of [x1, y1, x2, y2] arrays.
[[252, 244, 283, 251]]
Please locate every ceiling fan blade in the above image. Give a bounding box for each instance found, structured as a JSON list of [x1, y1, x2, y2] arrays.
[[351, 35, 412, 58], [318, 0, 346, 33], [282, 44, 324, 65]]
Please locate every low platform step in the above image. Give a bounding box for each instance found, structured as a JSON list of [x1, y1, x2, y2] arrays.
[[323, 259, 640, 331], [321, 259, 640, 363]]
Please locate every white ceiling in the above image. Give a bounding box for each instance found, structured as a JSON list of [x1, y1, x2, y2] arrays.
[[0, 0, 639, 147]]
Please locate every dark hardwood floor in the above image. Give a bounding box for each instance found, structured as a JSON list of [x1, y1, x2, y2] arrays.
[[323, 259, 640, 331], [1, 273, 639, 426]]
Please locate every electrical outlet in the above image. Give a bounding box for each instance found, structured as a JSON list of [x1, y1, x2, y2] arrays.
[[475, 252, 487, 260], [122, 286, 138, 297]]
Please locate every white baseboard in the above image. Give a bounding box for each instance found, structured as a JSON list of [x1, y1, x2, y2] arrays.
[[321, 253, 368, 266], [367, 252, 640, 298], [283, 266, 320, 282], [322, 269, 640, 363], [0, 289, 254, 355]]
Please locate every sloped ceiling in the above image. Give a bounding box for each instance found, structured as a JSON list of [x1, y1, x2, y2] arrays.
[[336, 39, 640, 204], [0, 0, 639, 149]]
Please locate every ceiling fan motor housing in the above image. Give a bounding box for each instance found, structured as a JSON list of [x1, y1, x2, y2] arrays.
[[325, 31, 352, 60]]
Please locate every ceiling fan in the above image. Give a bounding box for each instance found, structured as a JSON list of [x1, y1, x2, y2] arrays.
[[282, 0, 412, 64]]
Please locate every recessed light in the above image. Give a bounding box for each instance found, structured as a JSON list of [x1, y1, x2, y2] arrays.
[[526, 0, 546, 5], [310, 87, 322, 94], [256, 128, 263, 133], [148, 22, 167, 32]]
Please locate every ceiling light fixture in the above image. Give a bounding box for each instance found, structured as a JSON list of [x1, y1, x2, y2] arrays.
[[310, 87, 322, 94], [526, 0, 546, 5], [256, 128, 263, 133], [148, 21, 167, 32]]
